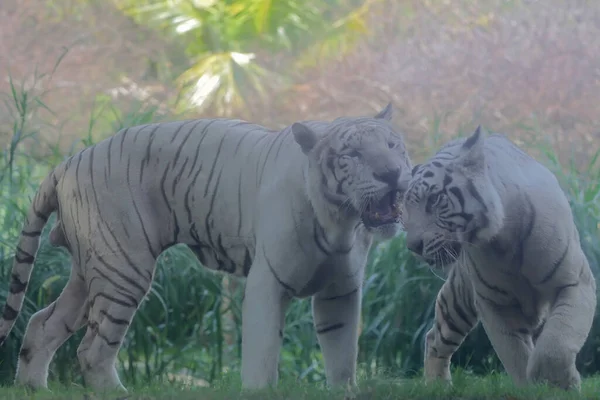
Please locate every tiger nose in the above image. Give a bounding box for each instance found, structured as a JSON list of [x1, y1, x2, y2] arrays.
[[374, 167, 401, 187], [407, 238, 424, 256], [398, 175, 411, 193]]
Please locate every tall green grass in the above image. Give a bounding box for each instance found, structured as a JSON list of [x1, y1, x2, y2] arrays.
[[0, 74, 598, 388]]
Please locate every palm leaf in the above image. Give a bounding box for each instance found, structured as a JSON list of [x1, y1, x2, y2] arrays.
[[251, 0, 273, 33], [175, 51, 276, 115], [295, 0, 378, 67], [112, 0, 214, 42]]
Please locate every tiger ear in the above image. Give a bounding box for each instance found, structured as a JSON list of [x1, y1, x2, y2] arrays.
[[374, 102, 393, 121], [292, 122, 319, 154], [459, 125, 486, 169]]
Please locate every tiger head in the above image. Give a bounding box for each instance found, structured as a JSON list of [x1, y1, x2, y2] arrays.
[[402, 127, 505, 268], [291, 103, 412, 239]]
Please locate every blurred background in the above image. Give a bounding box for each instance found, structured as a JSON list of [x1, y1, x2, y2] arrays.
[[0, 0, 598, 388]]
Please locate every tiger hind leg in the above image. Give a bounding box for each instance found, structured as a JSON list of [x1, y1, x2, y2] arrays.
[[76, 252, 154, 392], [424, 268, 478, 384], [15, 266, 88, 389]]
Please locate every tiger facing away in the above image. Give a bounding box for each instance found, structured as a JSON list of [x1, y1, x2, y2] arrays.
[[0, 104, 413, 391], [402, 126, 596, 391]]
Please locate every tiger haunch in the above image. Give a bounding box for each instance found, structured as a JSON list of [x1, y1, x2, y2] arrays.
[[0, 103, 412, 391], [403, 126, 596, 391]]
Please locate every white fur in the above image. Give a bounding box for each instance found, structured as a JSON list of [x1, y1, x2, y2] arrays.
[[403, 127, 596, 391], [0, 105, 412, 391]]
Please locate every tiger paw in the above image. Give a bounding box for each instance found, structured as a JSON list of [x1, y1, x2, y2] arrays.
[[526, 352, 581, 391], [424, 356, 452, 384]]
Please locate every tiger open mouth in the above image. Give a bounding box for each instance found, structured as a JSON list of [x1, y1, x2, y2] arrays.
[[361, 190, 403, 228]]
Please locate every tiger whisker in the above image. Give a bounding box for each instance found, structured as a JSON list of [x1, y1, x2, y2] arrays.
[[356, 192, 377, 215], [443, 245, 459, 262], [427, 252, 448, 281], [444, 237, 482, 249], [336, 197, 355, 214]]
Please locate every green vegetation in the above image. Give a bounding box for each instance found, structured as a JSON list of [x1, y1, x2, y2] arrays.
[[2, 372, 600, 399]]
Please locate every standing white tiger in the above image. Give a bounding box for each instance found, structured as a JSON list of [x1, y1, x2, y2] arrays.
[[402, 126, 596, 390], [0, 104, 413, 391]]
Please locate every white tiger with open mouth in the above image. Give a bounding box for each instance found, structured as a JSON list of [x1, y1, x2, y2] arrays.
[[0, 103, 412, 391]]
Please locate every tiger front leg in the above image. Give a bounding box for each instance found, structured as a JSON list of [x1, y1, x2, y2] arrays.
[[312, 286, 362, 388], [241, 260, 292, 389], [527, 278, 596, 391], [424, 269, 479, 384], [477, 301, 534, 386]]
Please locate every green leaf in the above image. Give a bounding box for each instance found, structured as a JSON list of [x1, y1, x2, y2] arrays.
[[252, 0, 273, 34], [296, 0, 376, 67], [41, 275, 63, 291]]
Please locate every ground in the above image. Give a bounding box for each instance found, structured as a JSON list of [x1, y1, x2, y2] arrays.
[[1, 372, 599, 400]]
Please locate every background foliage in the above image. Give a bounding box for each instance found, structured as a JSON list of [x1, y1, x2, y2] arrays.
[[0, 0, 598, 390], [110, 0, 375, 116]]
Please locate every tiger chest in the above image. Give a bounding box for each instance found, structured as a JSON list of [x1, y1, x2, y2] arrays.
[[294, 252, 363, 299]]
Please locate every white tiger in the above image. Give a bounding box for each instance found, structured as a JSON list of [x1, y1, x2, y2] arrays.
[[0, 104, 413, 391], [402, 126, 596, 390]]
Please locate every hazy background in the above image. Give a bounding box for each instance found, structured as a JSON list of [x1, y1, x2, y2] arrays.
[[2, 0, 600, 164]]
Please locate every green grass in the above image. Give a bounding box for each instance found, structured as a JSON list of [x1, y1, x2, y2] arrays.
[[1, 372, 600, 400]]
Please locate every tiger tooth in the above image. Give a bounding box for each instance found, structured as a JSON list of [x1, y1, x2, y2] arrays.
[[375, 212, 380, 219]]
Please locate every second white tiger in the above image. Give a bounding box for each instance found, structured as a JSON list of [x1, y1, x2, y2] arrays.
[[403, 127, 596, 391]]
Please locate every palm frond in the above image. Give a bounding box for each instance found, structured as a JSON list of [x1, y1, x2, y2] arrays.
[[175, 51, 278, 116], [295, 0, 378, 68]]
